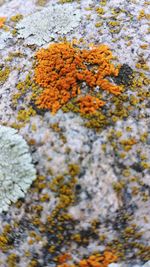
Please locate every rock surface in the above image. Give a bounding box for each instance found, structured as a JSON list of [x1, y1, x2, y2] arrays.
[[0, 0, 149, 266]]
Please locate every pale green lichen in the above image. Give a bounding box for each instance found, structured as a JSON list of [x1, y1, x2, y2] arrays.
[[16, 3, 82, 46], [0, 126, 36, 213], [0, 31, 12, 50]]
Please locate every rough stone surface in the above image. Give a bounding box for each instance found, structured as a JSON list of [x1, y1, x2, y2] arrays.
[[0, 0, 149, 266]]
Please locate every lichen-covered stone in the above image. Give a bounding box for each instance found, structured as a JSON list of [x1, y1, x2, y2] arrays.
[[16, 3, 82, 46], [0, 125, 36, 213]]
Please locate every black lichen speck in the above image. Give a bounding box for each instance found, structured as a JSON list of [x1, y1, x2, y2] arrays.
[[114, 64, 133, 86]]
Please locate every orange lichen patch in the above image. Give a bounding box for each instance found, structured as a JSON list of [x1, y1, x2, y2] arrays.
[[58, 253, 72, 264], [34, 42, 122, 114], [58, 264, 75, 267], [57, 250, 118, 267], [79, 251, 118, 267], [120, 138, 137, 146], [77, 95, 105, 114], [120, 138, 137, 151], [0, 17, 6, 28]]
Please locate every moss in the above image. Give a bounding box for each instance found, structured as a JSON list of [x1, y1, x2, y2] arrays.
[[0, 225, 12, 252], [5, 51, 24, 63], [83, 113, 108, 131], [62, 102, 80, 113], [7, 253, 18, 267], [108, 21, 120, 27], [115, 131, 122, 138], [36, 0, 48, 5], [2, 25, 10, 32], [140, 132, 148, 142], [100, 0, 107, 5], [95, 22, 103, 27], [27, 260, 39, 267], [68, 164, 80, 177], [9, 122, 23, 130], [12, 74, 40, 123], [11, 28, 18, 36], [17, 107, 36, 122], [0, 235, 9, 252], [40, 193, 50, 202], [140, 162, 150, 170], [95, 7, 105, 15], [51, 123, 61, 133], [0, 66, 10, 84], [10, 14, 23, 22], [119, 138, 137, 152], [112, 181, 125, 193]]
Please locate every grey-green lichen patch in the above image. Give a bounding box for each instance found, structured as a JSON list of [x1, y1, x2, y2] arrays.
[[0, 31, 12, 50], [0, 125, 36, 213], [16, 3, 82, 46]]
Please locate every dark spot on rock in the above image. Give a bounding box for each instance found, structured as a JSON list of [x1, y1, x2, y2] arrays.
[[114, 7, 121, 13], [75, 184, 82, 192], [78, 168, 86, 178], [30, 100, 48, 116], [131, 163, 143, 173], [113, 64, 133, 86]]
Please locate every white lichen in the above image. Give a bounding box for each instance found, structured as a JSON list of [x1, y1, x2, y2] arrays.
[[16, 3, 82, 46], [0, 31, 12, 50], [0, 125, 36, 213]]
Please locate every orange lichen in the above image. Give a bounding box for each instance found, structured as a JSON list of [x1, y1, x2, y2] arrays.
[[34, 42, 122, 114], [58, 253, 72, 264], [57, 250, 118, 267], [0, 17, 6, 28], [77, 95, 105, 114]]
